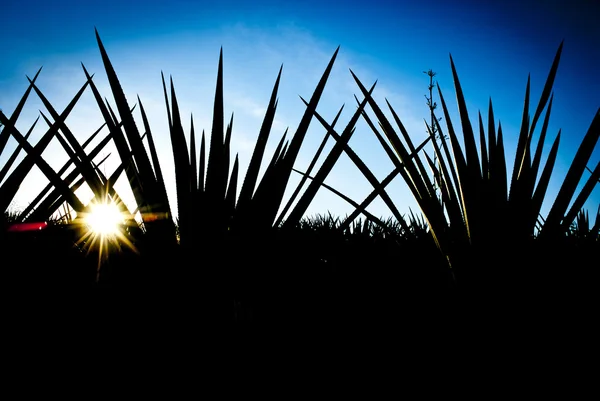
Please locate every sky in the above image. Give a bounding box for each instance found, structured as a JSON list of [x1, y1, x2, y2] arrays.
[[1, 0, 598, 226]]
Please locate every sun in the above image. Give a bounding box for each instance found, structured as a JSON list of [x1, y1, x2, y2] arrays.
[[76, 197, 138, 279], [85, 201, 124, 236]]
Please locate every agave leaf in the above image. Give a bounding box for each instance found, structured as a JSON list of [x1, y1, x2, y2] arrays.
[[93, 162, 125, 207], [0, 67, 42, 157], [487, 98, 496, 181], [476, 110, 492, 237], [434, 87, 462, 198], [284, 84, 391, 228], [448, 55, 484, 242], [105, 100, 120, 128], [352, 71, 430, 205], [561, 160, 600, 232], [494, 122, 508, 204], [527, 94, 554, 198], [386, 99, 436, 199], [223, 112, 234, 197], [0, 79, 89, 212], [199, 130, 206, 194], [189, 115, 198, 194], [42, 112, 76, 160], [35, 82, 105, 198], [478, 111, 489, 181], [352, 70, 447, 248], [530, 131, 561, 231], [20, 125, 112, 221], [541, 109, 600, 239], [205, 47, 227, 206], [354, 71, 427, 201], [274, 103, 345, 227], [0, 116, 38, 183], [356, 98, 397, 163], [291, 167, 392, 233], [427, 118, 461, 211], [530, 41, 563, 137], [26, 151, 112, 222], [95, 29, 157, 194], [338, 167, 410, 235], [239, 128, 288, 229], [82, 63, 147, 216], [251, 47, 340, 228], [225, 153, 239, 217], [435, 84, 472, 238], [280, 47, 340, 174], [449, 54, 481, 181], [423, 151, 455, 222], [277, 140, 289, 164], [42, 111, 129, 217], [48, 159, 131, 225], [138, 95, 172, 218], [511, 75, 532, 195], [425, 121, 465, 235], [259, 129, 288, 184], [364, 99, 435, 204], [238, 65, 282, 210], [0, 112, 85, 213], [43, 176, 87, 219], [162, 73, 191, 243], [357, 97, 437, 231]]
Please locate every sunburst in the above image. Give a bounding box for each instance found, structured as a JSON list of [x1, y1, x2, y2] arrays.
[[75, 195, 138, 280]]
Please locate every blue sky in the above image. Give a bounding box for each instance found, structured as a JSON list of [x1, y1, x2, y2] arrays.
[[1, 0, 598, 225]]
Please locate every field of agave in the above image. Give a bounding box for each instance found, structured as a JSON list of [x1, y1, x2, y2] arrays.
[[1, 30, 598, 329]]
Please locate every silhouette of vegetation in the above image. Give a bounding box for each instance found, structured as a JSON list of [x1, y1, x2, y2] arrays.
[[0, 32, 597, 330], [348, 41, 599, 316]]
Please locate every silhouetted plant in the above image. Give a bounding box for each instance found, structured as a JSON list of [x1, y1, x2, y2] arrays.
[[349, 41, 599, 292], [1, 30, 598, 326]]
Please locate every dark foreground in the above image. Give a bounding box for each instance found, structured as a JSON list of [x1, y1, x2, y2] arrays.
[[2, 222, 600, 356]]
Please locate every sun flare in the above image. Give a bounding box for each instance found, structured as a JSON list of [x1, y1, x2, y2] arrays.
[[75, 198, 138, 278], [85, 201, 124, 236]]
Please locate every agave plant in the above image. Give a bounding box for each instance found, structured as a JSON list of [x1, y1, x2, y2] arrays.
[[2, 28, 596, 326], [344, 41, 599, 291]]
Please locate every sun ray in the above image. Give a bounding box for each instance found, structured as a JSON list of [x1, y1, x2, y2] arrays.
[[73, 194, 139, 280]]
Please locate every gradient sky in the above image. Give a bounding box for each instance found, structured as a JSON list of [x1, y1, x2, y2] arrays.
[[1, 0, 598, 225]]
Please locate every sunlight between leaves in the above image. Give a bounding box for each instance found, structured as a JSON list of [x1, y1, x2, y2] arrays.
[[85, 201, 123, 236], [76, 197, 137, 279]]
